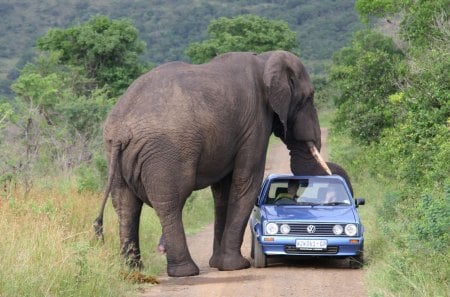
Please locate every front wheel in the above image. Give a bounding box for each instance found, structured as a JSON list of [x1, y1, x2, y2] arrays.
[[349, 253, 364, 269], [253, 233, 267, 268], [250, 231, 255, 259]]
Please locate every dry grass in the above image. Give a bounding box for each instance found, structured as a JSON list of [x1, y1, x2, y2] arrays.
[[0, 178, 214, 297]]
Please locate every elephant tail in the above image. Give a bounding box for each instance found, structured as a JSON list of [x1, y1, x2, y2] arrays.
[[93, 141, 121, 242]]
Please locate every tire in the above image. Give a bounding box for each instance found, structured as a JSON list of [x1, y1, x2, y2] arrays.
[[253, 234, 267, 268], [250, 231, 255, 259], [349, 253, 364, 269]]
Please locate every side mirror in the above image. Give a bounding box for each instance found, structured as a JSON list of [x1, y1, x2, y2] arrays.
[[355, 198, 365, 207]]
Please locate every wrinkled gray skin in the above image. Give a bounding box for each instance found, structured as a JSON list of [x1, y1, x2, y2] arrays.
[[94, 51, 322, 277]]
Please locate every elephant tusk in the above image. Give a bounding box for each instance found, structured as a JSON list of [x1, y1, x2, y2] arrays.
[[307, 142, 332, 175]]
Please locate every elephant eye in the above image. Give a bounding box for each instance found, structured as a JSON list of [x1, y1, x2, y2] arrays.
[[289, 77, 295, 86], [308, 91, 315, 102], [288, 77, 295, 92], [303, 93, 314, 106]]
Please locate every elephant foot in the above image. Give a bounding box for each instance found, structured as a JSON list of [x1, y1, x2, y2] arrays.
[[167, 260, 199, 277], [125, 257, 144, 270], [122, 243, 143, 270], [209, 253, 220, 268], [214, 253, 251, 271]]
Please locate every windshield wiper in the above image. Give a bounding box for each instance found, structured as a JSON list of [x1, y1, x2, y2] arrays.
[[322, 202, 349, 206], [296, 201, 322, 206]]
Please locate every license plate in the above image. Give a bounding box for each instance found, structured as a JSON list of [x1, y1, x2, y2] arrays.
[[296, 239, 327, 250]]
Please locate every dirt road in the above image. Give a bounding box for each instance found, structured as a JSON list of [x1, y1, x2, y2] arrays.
[[141, 129, 366, 297]]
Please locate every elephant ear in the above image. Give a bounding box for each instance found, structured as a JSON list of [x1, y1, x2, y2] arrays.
[[263, 51, 294, 138]]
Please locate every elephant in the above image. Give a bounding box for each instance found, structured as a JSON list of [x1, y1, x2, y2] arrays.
[[93, 50, 330, 277]]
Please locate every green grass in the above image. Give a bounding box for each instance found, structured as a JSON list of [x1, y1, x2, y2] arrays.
[[328, 127, 450, 297], [0, 178, 214, 297], [318, 106, 335, 128]]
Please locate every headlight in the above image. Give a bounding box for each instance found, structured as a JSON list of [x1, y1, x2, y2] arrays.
[[280, 224, 290, 234], [345, 224, 358, 236], [333, 224, 344, 235], [265, 222, 279, 235]]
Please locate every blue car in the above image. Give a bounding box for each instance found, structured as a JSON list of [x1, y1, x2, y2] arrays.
[[249, 174, 365, 268]]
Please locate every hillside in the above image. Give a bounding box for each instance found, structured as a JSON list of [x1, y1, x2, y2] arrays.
[[0, 0, 361, 96]]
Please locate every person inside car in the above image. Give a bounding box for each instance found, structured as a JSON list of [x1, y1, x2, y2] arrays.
[[320, 185, 350, 205], [324, 187, 338, 204], [275, 179, 300, 204]]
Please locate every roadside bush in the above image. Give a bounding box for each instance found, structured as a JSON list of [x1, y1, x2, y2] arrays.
[[330, 29, 405, 144], [330, 128, 450, 297], [75, 153, 107, 193], [411, 191, 449, 251]]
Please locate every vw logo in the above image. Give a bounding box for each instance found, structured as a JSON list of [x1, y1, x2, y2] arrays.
[[306, 225, 316, 234]]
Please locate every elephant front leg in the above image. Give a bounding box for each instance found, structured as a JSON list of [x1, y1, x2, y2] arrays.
[[209, 174, 232, 268], [152, 194, 200, 277], [215, 175, 262, 271], [111, 187, 143, 269]]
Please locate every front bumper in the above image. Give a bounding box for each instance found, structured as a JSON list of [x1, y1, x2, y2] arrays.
[[258, 235, 364, 257]]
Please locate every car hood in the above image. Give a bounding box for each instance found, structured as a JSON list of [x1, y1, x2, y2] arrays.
[[261, 205, 357, 223]]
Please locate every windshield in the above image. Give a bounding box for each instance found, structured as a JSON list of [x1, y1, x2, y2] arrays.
[[264, 177, 351, 206]]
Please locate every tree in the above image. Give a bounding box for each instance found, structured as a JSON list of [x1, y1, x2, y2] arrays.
[[8, 53, 112, 193], [37, 15, 150, 98], [332, 3, 450, 295], [330, 30, 405, 143], [185, 14, 299, 64], [1, 15, 148, 192], [0, 101, 13, 129], [356, 0, 450, 48]]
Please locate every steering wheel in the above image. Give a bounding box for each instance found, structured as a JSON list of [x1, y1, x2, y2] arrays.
[[274, 197, 297, 205]]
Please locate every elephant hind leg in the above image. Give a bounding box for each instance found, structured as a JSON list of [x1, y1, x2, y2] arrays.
[[140, 157, 199, 277], [111, 186, 143, 269], [151, 193, 200, 277]]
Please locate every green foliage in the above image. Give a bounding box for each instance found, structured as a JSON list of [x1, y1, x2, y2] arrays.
[[0, 0, 362, 95], [0, 100, 13, 129], [11, 53, 112, 142], [1, 16, 150, 189], [75, 164, 101, 193], [330, 30, 405, 143], [372, 39, 450, 185], [75, 153, 107, 193], [355, 0, 399, 21], [399, 0, 449, 47], [186, 14, 299, 64], [12, 50, 112, 137], [331, 1, 449, 295], [374, 186, 450, 296], [37, 15, 149, 98], [376, 188, 449, 252], [330, 128, 450, 297], [356, 0, 450, 48], [412, 192, 449, 251]]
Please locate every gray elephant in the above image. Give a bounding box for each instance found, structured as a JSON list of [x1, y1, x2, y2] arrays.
[[94, 51, 330, 277]]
